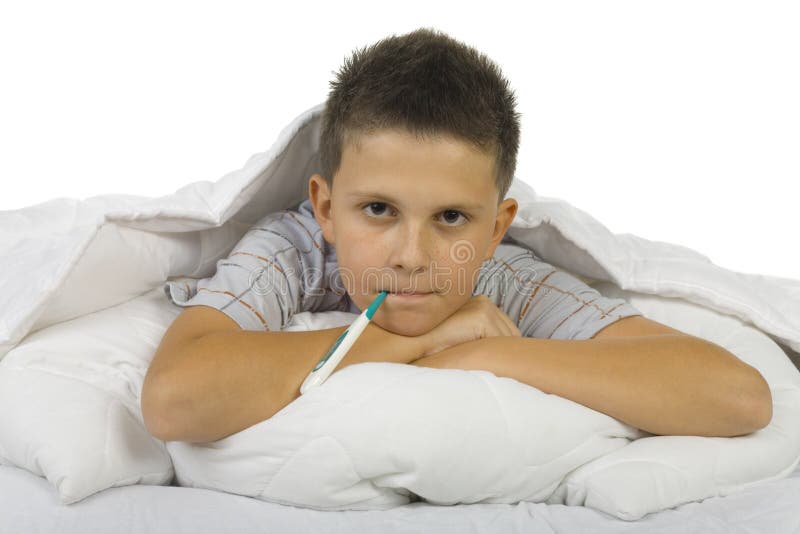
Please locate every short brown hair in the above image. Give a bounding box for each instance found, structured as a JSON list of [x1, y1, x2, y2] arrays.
[[319, 27, 522, 201]]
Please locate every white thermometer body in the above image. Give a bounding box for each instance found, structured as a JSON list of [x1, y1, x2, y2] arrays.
[[300, 291, 388, 395]]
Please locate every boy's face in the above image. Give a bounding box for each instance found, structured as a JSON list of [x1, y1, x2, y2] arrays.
[[308, 128, 518, 338]]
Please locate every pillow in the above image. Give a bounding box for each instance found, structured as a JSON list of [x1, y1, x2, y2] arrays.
[[167, 359, 643, 511], [548, 282, 800, 519], [0, 287, 176, 503], [1, 283, 798, 522], [166, 284, 800, 520]]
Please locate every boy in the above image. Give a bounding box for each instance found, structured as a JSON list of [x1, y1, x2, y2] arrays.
[[142, 28, 771, 444]]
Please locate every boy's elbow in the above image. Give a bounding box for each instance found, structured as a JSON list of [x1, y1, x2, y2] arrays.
[[141, 372, 178, 442], [742, 368, 773, 432], [750, 387, 773, 432]]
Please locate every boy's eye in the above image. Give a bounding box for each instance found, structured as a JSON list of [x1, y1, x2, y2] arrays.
[[363, 202, 392, 217], [440, 209, 468, 225], [361, 202, 469, 226]]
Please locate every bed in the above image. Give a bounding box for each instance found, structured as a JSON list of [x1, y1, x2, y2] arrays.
[[3, 461, 800, 533], [1, 102, 799, 532]]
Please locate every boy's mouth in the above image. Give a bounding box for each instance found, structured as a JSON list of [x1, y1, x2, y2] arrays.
[[381, 289, 434, 296], [386, 292, 432, 300]]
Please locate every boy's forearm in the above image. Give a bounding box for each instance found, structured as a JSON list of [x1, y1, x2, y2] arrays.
[[458, 335, 772, 437], [155, 322, 428, 443]]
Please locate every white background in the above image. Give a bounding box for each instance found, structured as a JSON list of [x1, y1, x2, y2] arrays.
[[1, 1, 797, 279]]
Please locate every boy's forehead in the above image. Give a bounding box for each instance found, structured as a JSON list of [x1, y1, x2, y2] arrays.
[[337, 130, 499, 205]]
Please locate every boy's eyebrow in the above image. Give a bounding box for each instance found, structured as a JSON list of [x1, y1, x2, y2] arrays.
[[347, 191, 484, 212]]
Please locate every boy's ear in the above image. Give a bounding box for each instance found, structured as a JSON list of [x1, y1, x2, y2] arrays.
[[484, 197, 519, 260], [308, 174, 336, 244]]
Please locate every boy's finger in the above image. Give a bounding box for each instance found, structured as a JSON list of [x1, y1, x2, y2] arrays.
[[497, 308, 519, 336]]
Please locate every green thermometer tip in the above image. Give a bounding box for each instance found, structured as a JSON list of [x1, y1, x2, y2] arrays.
[[366, 290, 388, 319]]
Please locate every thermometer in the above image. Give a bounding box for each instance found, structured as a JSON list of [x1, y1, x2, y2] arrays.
[[300, 290, 388, 394]]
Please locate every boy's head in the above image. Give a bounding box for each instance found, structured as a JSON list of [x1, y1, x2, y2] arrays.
[[308, 27, 521, 337]]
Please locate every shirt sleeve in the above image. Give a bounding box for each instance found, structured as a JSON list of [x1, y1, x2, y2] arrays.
[[477, 242, 643, 340], [163, 199, 346, 331]]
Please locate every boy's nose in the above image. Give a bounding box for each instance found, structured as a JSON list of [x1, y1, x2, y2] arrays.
[[389, 224, 433, 274]]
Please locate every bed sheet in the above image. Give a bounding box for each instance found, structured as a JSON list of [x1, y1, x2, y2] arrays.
[[2, 462, 799, 533]]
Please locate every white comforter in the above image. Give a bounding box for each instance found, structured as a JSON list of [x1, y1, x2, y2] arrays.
[[0, 102, 798, 521]]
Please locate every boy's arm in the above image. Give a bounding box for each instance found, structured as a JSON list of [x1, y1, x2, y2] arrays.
[[444, 334, 773, 437], [143, 322, 430, 443]]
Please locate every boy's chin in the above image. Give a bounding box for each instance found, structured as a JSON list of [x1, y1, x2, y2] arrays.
[[372, 317, 434, 339]]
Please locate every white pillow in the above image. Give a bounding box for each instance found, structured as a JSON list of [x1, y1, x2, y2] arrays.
[[167, 356, 644, 511], [548, 283, 800, 519], [1, 283, 797, 522], [0, 288, 176, 503], [166, 285, 800, 519]]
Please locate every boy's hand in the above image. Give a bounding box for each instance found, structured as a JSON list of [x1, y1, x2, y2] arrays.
[[419, 295, 521, 357]]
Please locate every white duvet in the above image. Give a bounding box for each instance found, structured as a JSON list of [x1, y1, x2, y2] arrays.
[[0, 102, 798, 521]]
